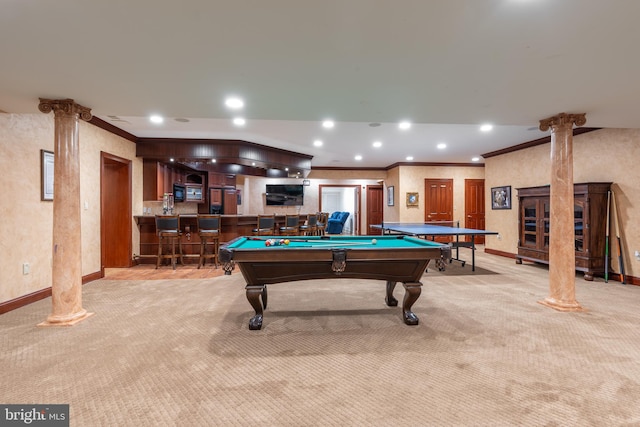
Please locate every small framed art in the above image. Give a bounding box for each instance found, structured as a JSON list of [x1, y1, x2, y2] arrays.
[[41, 149, 54, 201], [491, 186, 511, 210], [406, 192, 419, 207], [387, 186, 394, 206]]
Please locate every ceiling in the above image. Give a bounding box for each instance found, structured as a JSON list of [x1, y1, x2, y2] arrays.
[[2, 0, 639, 168]]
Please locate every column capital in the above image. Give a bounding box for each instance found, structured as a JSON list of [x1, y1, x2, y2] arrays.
[[539, 113, 586, 132], [38, 98, 92, 121]]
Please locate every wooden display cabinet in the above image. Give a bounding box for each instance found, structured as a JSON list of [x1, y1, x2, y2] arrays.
[[516, 182, 612, 281]]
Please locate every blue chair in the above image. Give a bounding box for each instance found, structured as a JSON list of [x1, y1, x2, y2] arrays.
[[326, 211, 350, 234]]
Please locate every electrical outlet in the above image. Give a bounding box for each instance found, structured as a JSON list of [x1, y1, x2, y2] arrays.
[[635, 250, 640, 260], [23, 263, 30, 275], [497, 233, 502, 240]]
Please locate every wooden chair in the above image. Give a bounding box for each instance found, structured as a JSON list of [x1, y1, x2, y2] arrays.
[[315, 212, 329, 236], [299, 213, 318, 236], [155, 215, 183, 269], [279, 215, 300, 235], [197, 214, 220, 269], [252, 215, 276, 236]]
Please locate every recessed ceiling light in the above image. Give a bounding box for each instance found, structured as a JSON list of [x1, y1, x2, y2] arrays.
[[233, 117, 246, 126], [437, 143, 447, 149], [149, 115, 163, 124], [480, 124, 493, 132], [225, 97, 244, 109], [251, 162, 256, 166], [313, 139, 323, 147], [406, 156, 414, 161], [285, 167, 289, 171], [471, 157, 480, 162], [322, 120, 335, 129], [355, 155, 363, 161], [372, 141, 382, 148], [211, 158, 216, 163], [398, 121, 411, 130], [169, 158, 174, 162]]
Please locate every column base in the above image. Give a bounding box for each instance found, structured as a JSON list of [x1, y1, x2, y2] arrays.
[[537, 297, 586, 312], [38, 309, 95, 327]]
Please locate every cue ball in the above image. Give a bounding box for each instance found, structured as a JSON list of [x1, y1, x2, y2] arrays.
[[371, 239, 377, 245]]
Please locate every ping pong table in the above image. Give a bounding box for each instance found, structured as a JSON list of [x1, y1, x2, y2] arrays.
[[372, 221, 498, 271]]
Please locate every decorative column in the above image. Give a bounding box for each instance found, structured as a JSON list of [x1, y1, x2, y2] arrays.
[[538, 112, 586, 312], [38, 98, 94, 326]]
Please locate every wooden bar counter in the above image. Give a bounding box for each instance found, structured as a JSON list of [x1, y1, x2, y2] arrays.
[[135, 214, 308, 265]]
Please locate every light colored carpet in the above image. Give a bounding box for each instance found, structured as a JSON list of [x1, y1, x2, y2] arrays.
[[2, 250, 640, 426]]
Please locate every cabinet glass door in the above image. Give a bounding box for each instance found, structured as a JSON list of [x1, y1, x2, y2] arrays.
[[542, 198, 550, 249], [521, 199, 538, 248], [574, 201, 584, 253]]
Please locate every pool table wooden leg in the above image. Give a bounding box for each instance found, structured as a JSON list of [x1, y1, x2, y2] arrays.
[[246, 285, 266, 330], [402, 282, 422, 325], [385, 281, 399, 306]]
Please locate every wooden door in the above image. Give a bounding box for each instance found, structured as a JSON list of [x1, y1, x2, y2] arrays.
[[424, 179, 453, 222], [424, 179, 453, 243], [464, 179, 486, 244], [366, 185, 383, 235], [224, 188, 238, 214], [101, 152, 132, 268]]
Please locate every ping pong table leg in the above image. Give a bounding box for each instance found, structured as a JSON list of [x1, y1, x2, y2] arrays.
[[471, 235, 476, 271]]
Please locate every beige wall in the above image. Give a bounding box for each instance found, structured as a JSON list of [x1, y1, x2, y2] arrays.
[[397, 165, 486, 223], [244, 169, 387, 233], [0, 113, 140, 304], [484, 128, 640, 279]]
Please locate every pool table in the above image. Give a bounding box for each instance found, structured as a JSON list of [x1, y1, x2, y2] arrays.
[[219, 235, 451, 330]]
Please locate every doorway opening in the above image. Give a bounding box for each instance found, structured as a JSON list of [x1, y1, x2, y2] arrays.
[[319, 185, 361, 235]]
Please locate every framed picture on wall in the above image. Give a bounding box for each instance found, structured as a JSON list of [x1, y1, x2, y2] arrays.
[[387, 186, 394, 206], [406, 192, 419, 207], [41, 149, 54, 201], [491, 185, 511, 210]]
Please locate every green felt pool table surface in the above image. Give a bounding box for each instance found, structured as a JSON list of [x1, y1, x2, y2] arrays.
[[224, 234, 446, 249]]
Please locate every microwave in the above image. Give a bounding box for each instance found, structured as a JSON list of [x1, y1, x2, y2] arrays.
[[173, 183, 186, 202], [186, 185, 203, 202]]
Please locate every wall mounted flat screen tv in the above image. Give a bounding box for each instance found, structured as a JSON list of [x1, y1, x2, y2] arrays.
[[265, 184, 304, 206]]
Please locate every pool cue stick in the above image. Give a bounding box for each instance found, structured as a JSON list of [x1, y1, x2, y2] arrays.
[[612, 191, 626, 284], [605, 190, 610, 283]]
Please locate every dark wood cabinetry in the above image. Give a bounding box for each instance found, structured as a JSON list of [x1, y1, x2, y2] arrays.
[[144, 161, 210, 202], [516, 182, 612, 281], [143, 160, 180, 201], [208, 172, 236, 187]]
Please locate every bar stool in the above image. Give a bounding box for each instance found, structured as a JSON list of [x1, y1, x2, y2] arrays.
[[299, 213, 318, 236], [252, 215, 276, 236], [155, 215, 183, 269], [197, 214, 220, 269], [315, 212, 328, 236], [279, 215, 300, 235]]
